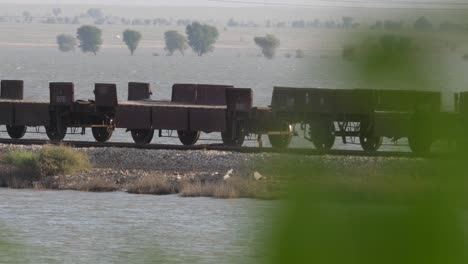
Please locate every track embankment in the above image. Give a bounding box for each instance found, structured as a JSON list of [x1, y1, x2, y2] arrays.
[[0, 141, 429, 199]]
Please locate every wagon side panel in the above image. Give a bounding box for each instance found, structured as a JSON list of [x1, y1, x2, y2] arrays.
[[0, 102, 14, 125], [14, 103, 50, 126], [115, 105, 152, 129], [152, 107, 189, 131], [189, 108, 226, 132]]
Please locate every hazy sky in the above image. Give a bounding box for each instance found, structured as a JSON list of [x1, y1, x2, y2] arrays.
[[0, 0, 309, 6]]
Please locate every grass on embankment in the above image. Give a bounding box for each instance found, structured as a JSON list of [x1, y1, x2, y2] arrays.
[[0, 145, 91, 189], [179, 177, 279, 199]]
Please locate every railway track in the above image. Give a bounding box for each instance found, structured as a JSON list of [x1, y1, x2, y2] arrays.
[[0, 138, 427, 159]]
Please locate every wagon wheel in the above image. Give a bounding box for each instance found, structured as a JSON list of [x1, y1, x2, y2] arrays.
[[360, 136, 383, 152], [45, 125, 67, 141], [131, 129, 154, 144], [222, 122, 246, 147], [6, 125, 26, 139], [92, 127, 114, 143], [408, 117, 433, 155], [359, 122, 383, 152], [408, 135, 432, 155], [268, 123, 293, 149], [178, 131, 200, 146], [309, 118, 335, 151]]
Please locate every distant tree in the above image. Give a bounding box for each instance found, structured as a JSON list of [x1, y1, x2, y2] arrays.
[[164, 30, 188, 56], [122, 29, 142, 56], [254, 34, 280, 59], [227, 18, 239, 27], [276, 22, 286, 28], [87, 8, 103, 19], [72, 16, 80, 24], [56, 34, 77, 52], [342, 16, 354, 29], [414, 16, 432, 31], [22, 11, 32, 23], [312, 19, 320, 28], [186, 22, 219, 56], [52, 8, 62, 17], [371, 20, 383, 30], [292, 20, 305, 28], [44, 17, 57, 24], [76, 25, 102, 55], [325, 21, 337, 29], [296, 49, 305, 59]]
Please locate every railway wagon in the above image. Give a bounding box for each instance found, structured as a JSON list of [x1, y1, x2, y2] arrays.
[[0, 80, 50, 139], [271, 87, 443, 153], [115, 83, 261, 146], [46, 82, 117, 142]]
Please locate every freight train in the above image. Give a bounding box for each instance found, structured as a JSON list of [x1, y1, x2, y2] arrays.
[[0, 80, 466, 154]]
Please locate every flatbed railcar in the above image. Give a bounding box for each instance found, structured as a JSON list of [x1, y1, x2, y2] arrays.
[[271, 86, 468, 153]]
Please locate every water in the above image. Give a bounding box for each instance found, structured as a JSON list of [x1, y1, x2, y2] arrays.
[[0, 189, 275, 264]]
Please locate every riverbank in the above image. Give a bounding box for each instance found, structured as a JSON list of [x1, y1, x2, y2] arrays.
[[0, 144, 428, 199]]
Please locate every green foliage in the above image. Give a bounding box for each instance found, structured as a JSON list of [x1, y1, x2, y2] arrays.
[[262, 157, 468, 264], [339, 33, 425, 90], [39, 145, 91, 176], [164, 30, 188, 56], [122, 29, 142, 55], [76, 25, 102, 55], [56, 34, 77, 52], [254, 34, 280, 59], [2, 151, 39, 172], [186, 22, 219, 56]]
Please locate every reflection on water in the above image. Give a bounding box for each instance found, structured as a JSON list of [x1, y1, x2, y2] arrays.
[[0, 189, 275, 264]]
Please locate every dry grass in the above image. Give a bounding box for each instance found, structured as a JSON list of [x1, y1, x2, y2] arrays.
[[75, 177, 119, 192], [127, 175, 177, 195], [179, 177, 279, 199]]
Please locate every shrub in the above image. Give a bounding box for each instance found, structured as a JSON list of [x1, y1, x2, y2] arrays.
[[179, 177, 278, 199], [127, 175, 176, 195], [2, 151, 39, 172], [39, 145, 91, 176], [254, 34, 280, 59], [56, 34, 77, 52], [179, 180, 217, 198]]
